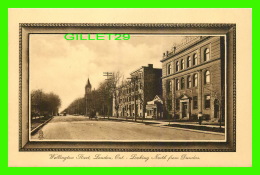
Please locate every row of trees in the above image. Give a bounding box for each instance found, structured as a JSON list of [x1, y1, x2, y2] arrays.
[[31, 89, 61, 117], [63, 71, 123, 116], [62, 97, 85, 115]]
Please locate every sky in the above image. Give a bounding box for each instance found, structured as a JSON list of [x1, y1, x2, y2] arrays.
[[29, 34, 189, 111]]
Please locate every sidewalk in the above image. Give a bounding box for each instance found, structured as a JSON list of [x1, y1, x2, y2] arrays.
[[31, 116, 54, 135], [108, 116, 225, 133]]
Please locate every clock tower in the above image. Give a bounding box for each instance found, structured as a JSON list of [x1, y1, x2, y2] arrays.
[[85, 78, 92, 116]]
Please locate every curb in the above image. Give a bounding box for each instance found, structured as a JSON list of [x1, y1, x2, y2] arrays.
[[167, 123, 225, 133], [31, 117, 53, 135], [109, 118, 160, 125], [109, 117, 224, 134]]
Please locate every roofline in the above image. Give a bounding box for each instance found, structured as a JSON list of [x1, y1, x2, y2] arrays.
[[130, 66, 162, 75], [160, 36, 211, 63]]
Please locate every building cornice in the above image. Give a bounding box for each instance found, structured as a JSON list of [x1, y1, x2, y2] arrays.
[[160, 36, 212, 63]]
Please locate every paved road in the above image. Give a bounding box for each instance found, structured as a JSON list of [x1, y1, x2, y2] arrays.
[[31, 115, 225, 141]]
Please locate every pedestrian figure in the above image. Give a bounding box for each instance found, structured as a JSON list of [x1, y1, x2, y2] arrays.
[[198, 112, 203, 125]]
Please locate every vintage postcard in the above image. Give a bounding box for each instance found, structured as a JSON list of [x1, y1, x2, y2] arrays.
[[8, 8, 252, 167]]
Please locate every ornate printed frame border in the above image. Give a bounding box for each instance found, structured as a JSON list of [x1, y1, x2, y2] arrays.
[[19, 23, 236, 152]]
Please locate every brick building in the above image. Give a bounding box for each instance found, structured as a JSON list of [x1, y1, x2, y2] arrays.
[[113, 64, 162, 119], [161, 36, 225, 121]]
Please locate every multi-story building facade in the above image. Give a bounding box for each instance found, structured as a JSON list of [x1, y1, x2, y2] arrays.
[[113, 64, 162, 118], [161, 36, 225, 121]]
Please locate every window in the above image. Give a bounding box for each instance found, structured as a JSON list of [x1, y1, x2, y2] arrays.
[[176, 61, 179, 72], [187, 56, 191, 68], [176, 99, 180, 110], [181, 59, 184, 70], [181, 77, 185, 89], [204, 48, 210, 61], [205, 70, 210, 84], [168, 81, 172, 92], [167, 100, 172, 110], [193, 74, 198, 87], [193, 96, 198, 109], [187, 76, 192, 88], [167, 63, 172, 75], [193, 53, 198, 65], [176, 79, 180, 90], [205, 95, 211, 109]]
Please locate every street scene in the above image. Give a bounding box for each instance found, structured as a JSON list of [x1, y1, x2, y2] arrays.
[[30, 34, 226, 141], [31, 115, 224, 140]]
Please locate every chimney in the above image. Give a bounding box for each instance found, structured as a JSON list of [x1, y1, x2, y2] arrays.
[[148, 64, 153, 68], [173, 46, 177, 53]]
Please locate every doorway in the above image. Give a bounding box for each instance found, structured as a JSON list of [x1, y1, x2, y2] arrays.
[[182, 102, 188, 118]]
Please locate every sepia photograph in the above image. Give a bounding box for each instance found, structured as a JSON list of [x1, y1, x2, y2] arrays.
[[8, 8, 253, 167], [7, 7, 253, 168], [13, 20, 238, 153], [29, 34, 227, 142]]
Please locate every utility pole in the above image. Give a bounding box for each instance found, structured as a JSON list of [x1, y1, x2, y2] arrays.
[[103, 72, 113, 80], [103, 72, 113, 119]]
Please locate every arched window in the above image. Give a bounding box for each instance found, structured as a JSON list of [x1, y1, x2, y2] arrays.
[[167, 64, 172, 75], [205, 70, 210, 84], [168, 81, 172, 92], [181, 77, 185, 89], [204, 48, 210, 61], [187, 76, 192, 88], [176, 79, 180, 90], [181, 59, 184, 70], [187, 56, 191, 68], [176, 61, 179, 72], [193, 53, 198, 65], [193, 74, 198, 87]]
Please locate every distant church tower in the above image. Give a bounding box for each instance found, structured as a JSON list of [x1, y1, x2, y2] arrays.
[[85, 78, 92, 116]]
